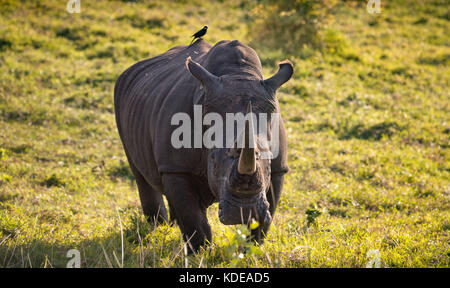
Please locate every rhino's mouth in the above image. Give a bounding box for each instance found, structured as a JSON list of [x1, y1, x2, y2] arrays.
[[218, 189, 271, 226]]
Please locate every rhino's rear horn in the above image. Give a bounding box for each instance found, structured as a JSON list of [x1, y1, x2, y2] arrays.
[[238, 102, 256, 175]]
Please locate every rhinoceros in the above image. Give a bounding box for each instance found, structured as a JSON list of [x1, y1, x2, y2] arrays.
[[114, 39, 293, 252]]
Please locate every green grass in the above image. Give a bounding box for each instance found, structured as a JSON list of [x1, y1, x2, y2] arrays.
[[0, 0, 449, 267]]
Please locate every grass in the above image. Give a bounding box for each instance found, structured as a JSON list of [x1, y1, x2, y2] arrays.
[[0, 0, 449, 267]]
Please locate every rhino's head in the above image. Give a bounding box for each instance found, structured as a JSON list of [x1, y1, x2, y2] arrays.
[[186, 56, 293, 227]]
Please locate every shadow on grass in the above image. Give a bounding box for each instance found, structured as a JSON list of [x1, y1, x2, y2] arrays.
[[0, 220, 184, 268], [339, 121, 404, 141], [107, 163, 135, 183], [316, 120, 405, 141]]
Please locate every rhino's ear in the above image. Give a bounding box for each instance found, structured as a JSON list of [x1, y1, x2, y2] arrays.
[[263, 60, 294, 92], [185, 56, 219, 89]]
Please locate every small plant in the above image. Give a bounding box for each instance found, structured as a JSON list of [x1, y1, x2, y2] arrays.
[[222, 221, 263, 267], [41, 174, 65, 188], [305, 208, 322, 228]]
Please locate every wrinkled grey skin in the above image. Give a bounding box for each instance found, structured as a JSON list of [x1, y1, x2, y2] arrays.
[[114, 39, 293, 252]]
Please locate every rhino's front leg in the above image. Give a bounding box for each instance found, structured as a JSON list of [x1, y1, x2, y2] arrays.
[[162, 173, 212, 254], [250, 174, 284, 244]]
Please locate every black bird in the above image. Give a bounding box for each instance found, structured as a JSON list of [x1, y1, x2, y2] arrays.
[[190, 25, 208, 45]]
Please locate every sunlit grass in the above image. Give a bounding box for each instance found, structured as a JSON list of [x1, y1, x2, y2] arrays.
[[0, 0, 448, 267]]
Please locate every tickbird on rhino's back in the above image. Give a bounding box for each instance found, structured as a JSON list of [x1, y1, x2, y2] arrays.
[[114, 39, 293, 253]]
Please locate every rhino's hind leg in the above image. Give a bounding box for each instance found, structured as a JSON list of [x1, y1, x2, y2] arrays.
[[138, 180, 169, 225], [129, 163, 169, 224], [162, 174, 212, 254]]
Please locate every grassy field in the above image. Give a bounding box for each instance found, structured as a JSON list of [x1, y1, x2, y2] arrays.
[[0, 0, 448, 267]]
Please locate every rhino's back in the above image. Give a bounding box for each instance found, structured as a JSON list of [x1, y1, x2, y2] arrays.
[[114, 40, 212, 188]]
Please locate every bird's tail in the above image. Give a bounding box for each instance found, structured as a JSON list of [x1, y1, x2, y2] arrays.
[[189, 37, 196, 45]]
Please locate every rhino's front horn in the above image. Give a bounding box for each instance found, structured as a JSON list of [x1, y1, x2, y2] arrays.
[[238, 102, 256, 175]]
